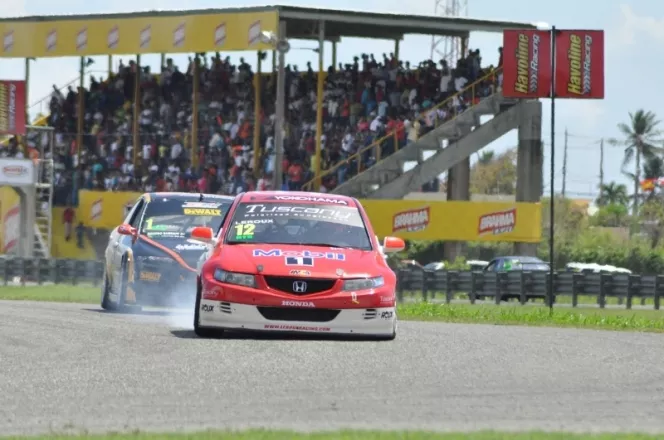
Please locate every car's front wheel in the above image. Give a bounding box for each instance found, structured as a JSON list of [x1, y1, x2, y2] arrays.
[[193, 278, 224, 338]]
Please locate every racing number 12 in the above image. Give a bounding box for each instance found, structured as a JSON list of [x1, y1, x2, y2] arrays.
[[234, 223, 255, 239]]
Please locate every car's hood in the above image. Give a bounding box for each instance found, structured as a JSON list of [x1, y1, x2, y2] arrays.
[[137, 235, 208, 268], [219, 243, 386, 278]]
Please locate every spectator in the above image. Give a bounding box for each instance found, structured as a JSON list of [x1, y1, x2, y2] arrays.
[[38, 48, 500, 204], [63, 205, 75, 241]]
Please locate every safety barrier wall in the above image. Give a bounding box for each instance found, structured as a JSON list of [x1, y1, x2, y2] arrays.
[[0, 258, 662, 310]]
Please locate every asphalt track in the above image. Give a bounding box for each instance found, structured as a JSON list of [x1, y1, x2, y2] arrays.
[[2, 301, 664, 437]]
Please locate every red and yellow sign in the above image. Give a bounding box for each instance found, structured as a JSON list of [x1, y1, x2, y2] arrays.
[[0, 80, 26, 135], [0, 186, 20, 254], [0, 10, 277, 58], [555, 30, 605, 99], [361, 200, 541, 242], [78, 191, 542, 242], [79, 190, 141, 229], [502, 30, 552, 99]]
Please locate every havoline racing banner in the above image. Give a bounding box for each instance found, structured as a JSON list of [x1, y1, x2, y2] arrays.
[[0, 80, 26, 135]]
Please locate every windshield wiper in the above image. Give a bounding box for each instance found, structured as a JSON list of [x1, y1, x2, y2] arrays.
[[303, 242, 360, 249]]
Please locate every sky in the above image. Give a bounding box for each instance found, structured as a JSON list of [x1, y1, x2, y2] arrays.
[[2, 0, 661, 200]]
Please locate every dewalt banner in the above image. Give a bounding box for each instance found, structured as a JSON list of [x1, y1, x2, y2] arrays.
[[360, 200, 541, 242], [79, 190, 141, 230], [0, 10, 277, 58]]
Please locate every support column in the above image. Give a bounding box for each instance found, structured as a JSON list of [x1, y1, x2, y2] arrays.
[[444, 150, 470, 262], [514, 100, 543, 256], [18, 187, 36, 258]]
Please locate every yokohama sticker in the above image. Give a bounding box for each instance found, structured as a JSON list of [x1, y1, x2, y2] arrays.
[[502, 29, 552, 99], [392, 206, 430, 233], [478, 209, 516, 236], [554, 30, 605, 99]]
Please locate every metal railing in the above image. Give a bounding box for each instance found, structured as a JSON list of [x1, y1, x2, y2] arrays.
[[1, 258, 662, 310], [301, 67, 503, 191]]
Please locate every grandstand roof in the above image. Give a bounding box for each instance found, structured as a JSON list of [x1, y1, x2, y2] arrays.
[[0, 5, 538, 41]]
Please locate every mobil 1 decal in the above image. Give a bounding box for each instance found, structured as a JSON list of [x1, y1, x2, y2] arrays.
[[285, 256, 314, 266], [253, 249, 345, 263]]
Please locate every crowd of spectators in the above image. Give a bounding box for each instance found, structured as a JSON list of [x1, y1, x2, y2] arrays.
[[6, 45, 503, 206]]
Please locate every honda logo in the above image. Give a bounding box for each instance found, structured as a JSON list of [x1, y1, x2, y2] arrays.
[[293, 281, 308, 293]]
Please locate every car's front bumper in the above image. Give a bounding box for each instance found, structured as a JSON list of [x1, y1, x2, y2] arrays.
[[198, 300, 397, 336]]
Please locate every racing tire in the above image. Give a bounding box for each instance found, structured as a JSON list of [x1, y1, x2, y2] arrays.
[[116, 257, 142, 314], [193, 278, 224, 338], [100, 270, 116, 311]]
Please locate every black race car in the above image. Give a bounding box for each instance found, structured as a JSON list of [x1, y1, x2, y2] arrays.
[[100, 192, 235, 312]]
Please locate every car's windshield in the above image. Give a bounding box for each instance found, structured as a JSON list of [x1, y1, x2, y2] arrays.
[[504, 258, 549, 271], [225, 202, 372, 250], [140, 199, 231, 239]]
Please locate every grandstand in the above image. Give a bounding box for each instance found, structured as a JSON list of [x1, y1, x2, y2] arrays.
[[0, 6, 539, 259]]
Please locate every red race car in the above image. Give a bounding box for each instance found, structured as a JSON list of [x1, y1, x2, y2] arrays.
[[189, 191, 405, 340]]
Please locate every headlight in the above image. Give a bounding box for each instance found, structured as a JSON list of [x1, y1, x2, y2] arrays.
[[342, 276, 384, 291], [213, 269, 256, 288]]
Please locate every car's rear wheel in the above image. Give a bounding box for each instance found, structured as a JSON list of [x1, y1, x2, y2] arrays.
[[193, 278, 224, 338], [116, 257, 141, 314], [100, 270, 116, 311]]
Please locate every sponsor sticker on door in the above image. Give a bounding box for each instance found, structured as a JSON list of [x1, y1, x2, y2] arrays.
[[478, 208, 516, 236]]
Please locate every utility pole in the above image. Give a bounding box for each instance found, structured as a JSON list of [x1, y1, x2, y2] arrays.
[[599, 138, 604, 189], [561, 128, 568, 197]]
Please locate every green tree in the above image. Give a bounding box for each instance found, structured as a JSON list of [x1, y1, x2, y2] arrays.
[[470, 148, 517, 195], [608, 109, 663, 216], [643, 156, 664, 179], [590, 203, 629, 227], [596, 182, 629, 207]]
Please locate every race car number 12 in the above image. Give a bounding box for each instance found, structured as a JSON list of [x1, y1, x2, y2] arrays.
[[234, 223, 255, 239]]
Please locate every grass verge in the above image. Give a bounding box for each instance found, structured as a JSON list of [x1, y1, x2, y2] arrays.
[[3, 431, 664, 440], [1, 284, 663, 333]]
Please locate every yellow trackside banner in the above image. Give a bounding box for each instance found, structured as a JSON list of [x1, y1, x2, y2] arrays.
[[0, 186, 20, 254], [78, 190, 142, 230], [0, 10, 277, 58], [360, 200, 542, 242]]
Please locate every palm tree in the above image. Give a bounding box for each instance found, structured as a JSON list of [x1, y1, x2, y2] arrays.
[[643, 156, 664, 180], [596, 182, 629, 207], [477, 150, 495, 165], [608, 110, 663, 216]]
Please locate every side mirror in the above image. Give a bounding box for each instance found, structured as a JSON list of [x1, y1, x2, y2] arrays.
[[190, 226, 216, 246], [118, 224, 136, 236], [382, 236, 405, 253]]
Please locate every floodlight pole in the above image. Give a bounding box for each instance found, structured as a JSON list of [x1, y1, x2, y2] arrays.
[[313, 21, 325, 191], [547, 26, 557, 313], [273, 21, 288, 191]]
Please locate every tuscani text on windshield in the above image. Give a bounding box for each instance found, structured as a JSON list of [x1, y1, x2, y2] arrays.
[[224, 203, 373, 250]]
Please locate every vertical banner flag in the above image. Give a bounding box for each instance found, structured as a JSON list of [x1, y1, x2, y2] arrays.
[[502, 30, 552, 99], [554, 30, 605, 99], [0, 80, 26, 135]]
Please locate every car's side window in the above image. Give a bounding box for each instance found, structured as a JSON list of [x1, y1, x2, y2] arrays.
[[485, 261, 497, 272], [126, 199, 146, 228]]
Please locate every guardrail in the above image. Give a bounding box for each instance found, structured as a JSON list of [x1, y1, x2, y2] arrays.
[[0, 258, 662, 310]]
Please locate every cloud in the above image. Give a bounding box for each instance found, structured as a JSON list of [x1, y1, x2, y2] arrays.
[[611, 4, 664, 49], [5, 0, 27, 17]]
